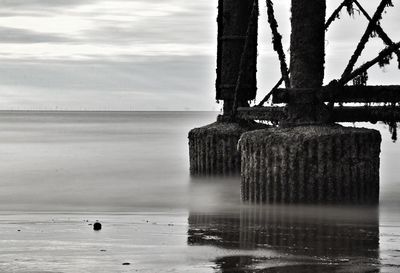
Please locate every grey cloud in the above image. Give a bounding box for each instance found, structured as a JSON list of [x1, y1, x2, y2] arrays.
[[83, 2, 216, 45], [0, 0, 397, 111], [0, 55, 217, 110], [85, 21, 214, 45], [0, 26, 74, 43], [0, 0, 96, 9], [0, 0, 216, 48], [0, 0, 98, 17], [0, 55, 215, 93]]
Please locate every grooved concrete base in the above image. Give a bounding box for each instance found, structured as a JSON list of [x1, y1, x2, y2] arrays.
[[238, 125, 381, 204], [189, 119, 267, 176]]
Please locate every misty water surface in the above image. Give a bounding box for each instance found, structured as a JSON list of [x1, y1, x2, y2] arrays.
[[0, 111, 399, 212]]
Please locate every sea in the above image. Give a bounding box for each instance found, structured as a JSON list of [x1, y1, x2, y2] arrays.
[[0, 111, 399, 273]]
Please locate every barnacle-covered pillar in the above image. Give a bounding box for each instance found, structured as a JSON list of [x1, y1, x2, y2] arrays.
[[239, 126, 381, 204], [239, 0, 382, 204], [189, 0, 261, 176]]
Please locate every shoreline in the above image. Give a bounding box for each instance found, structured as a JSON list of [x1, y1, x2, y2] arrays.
[[1, 209, 399, 272]]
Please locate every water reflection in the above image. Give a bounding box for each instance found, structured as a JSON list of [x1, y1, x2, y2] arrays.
[[188, 205, 380, 272]]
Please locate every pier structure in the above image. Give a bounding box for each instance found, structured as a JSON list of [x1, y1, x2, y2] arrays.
[[189, 0, 400, 203], [189, 0, 265, 176]]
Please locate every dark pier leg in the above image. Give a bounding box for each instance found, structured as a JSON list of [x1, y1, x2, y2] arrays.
[[286, 0, 329, 124], [216, 0, 258, 116], [240, 0, 382, 204], [188, 0, 261, 176]]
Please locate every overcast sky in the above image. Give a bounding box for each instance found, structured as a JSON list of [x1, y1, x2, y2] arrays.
[[0, 0, 398, 110]]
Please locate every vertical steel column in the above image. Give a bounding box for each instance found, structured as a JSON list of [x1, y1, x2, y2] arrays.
[[287, 0, 327, 124], [216, 0, 258, 117]]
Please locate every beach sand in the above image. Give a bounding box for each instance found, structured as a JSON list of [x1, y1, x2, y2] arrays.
[[1, 205, 399, 273]]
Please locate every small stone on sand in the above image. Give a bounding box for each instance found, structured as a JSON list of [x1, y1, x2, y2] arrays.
[[93, 222, 102, 231]]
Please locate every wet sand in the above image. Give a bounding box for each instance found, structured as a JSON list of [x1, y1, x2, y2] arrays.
[[1, 205, 399, 273]]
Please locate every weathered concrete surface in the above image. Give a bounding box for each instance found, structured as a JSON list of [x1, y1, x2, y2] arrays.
[[238, 125, 381, 204], [189, 119, 266, 176]]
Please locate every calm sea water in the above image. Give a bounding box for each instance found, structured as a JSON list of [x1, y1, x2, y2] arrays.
[[0, 110, 398, 212], [0, 111, 399, 273], [0, 111, 218, 212]]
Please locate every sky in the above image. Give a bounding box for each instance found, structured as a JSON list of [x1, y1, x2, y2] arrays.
[[0, 0, 398, 111]]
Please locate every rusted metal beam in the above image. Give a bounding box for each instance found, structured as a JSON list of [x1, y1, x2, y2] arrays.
[[332, 106, 400, 122], [272, 85, 400, 104], [237, 106, 286, 122], [325, 0, 352, 29], [333, 86, 400, 103], [339, 42, 400, 85], [238, 106, 400, 122], [353, 0, 400, 63], [341, 0, 392, 79], [266, 0, 290, 88]]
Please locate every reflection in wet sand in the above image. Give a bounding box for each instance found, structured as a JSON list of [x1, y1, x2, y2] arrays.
[[188, 205, 380, 272]]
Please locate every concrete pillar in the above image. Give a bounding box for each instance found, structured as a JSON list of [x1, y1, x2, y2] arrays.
[[189, 119, 266, 176], [188, 0, 260, 176], [239, 125, 381, 204]]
